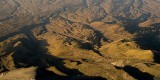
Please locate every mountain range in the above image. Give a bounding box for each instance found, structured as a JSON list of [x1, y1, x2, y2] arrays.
[[0, 0, 160, 80]]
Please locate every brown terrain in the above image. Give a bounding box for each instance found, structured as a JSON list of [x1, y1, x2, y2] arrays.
[[0, 0, 160, 80]]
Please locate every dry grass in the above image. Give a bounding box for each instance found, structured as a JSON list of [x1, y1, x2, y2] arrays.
[[124, 50, 154, 61], [0, 67, 36, 80]]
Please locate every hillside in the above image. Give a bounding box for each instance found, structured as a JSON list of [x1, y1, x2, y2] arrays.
[[0, 0, 160, 80]]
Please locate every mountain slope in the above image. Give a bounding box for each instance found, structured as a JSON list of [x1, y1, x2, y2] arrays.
[[0, 0, 160, 80]]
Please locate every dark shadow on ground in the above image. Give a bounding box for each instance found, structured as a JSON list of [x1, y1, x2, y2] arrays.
[[34, 46, 106, 80], [134, 30, 160, 63], [152, 51, 160, 63], [123, 66, 154, 80], [115, 65, 154, 80], [114, 13, 151, 33], [83, 24, 109, 47], [35, 67, 106, 80], [80, 42, 103, 56], [10, 31, 106, 80], [133, 23, 160, 63]]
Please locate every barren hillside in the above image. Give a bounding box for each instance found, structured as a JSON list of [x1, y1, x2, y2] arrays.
[[0, 0, 160, 80]]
